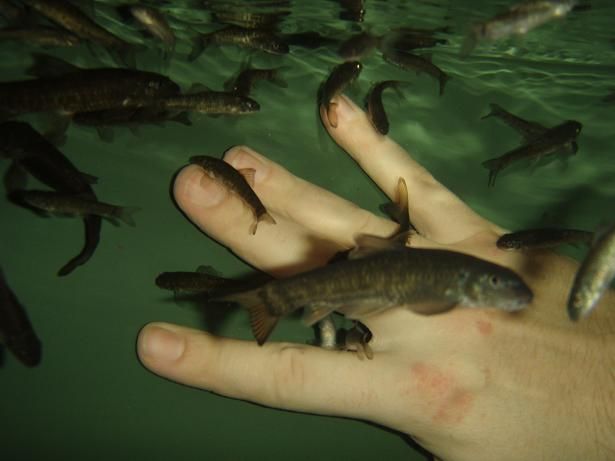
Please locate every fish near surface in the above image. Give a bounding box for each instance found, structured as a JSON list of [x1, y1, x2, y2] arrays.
[[0, 67, 181, 116], [189, 155, 275, 235], [218, 247, 533, 345], [381, 48, 449, 96], [461, 0, 578, 57], [567, 224, 615, 321], [482, 105, 583, 186], [0, 268, 42, 367], [497, 228, 593, 250], [129, 5, 175, 58], [156, 91, 260, 114], [319, 60, 362, 128], [190, 25, 288, 60], [22, 0, 134, 64]]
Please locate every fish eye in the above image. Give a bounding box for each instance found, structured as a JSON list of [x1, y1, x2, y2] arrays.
[[489, 275, 500, 287]]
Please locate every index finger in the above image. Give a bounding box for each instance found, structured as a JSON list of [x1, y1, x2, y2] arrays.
[[321, 95, 503, 243]]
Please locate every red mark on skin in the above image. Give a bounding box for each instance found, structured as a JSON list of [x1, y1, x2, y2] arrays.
[[433, 390, 474, 425], [411, 363, 455, 398], [475, 319, 493, 336], [409, 362, 474, 426]]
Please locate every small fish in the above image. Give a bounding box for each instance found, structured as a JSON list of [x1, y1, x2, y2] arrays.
[[384, 27, 448, 52], [0, 268, 42, 367], [0, 65, 181, 116], [0, 121, 102, 276], [461, 0, 577, 57], [481, 105, 582, 187], [22, 0, 133, 64], [14, 190, 139, 227], [224, 62, 287, 97], [482, 103, 548, 141], [189, 155, 276, 235], [497, 228, 594, 250], [154, 91, 260, 114], [129, 5, 175, 57], [211, 10, 290, 29], [217, 246, 533, 345], [0, 26, 80, 47], [382, 48, 449, 95], [319, 61, 362, 128], [338, 31, 381, 60], [366, 80, 407, 135], [567, 223, 615, 321], [190, 26, 288, 60], [156, 268, 232, 294]]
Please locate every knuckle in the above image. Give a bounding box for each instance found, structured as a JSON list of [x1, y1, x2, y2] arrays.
[[268, 345, 308, 405]]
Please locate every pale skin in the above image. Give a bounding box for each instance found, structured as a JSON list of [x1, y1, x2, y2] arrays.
[[137, 95, 615, 461]]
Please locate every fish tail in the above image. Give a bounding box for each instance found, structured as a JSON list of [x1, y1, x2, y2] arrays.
[[481, 103, 505, 120], [481, 158, 502, 187], [222, 290, 279, 345], [438, 73, 450, 96], [114, 206, 140, 227], [251, 211, 276, 235], [188, 35, 210, 62], [57, 215, 101, 276]]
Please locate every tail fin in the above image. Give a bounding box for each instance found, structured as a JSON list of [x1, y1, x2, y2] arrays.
[[481, 103, 505, 120], [114, 206, 140, 227], [250, 211, 276, 235], [481, 158, 502, 187], [221, 291, 278, 345], [438, 73, 450, 96]]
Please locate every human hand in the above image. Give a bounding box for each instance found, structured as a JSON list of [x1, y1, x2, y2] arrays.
[[137, 95, 615, 461]]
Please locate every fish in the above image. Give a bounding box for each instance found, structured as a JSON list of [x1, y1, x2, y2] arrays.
[[155, 269, 232, 294], [461, 0, 578, 57], [0, 121, 102, 276], [481, 105, 582, 187], [153, 91, 260, 114], [0, 66, 181, 116], [155, 266, 271, 295], [497, 228, 594, 250], [567, 224, 615, 321], [21, 0, 133, 63], [338, 31, 382, 60], [0, 26, 81, 47], [482, 103, 548, 141], [211, 10, 290, 29], [366, 80, 407, 135], [189, 155, 276, 235], [319, 61, 362, 128], [217, 246, 533, 345], [224, 61, 287, 97], [383, 27, 449, 52], [190, 25, 288, 60], [382, 48, 450, 96], [128, 5, 175, 58], [13, 190, 139, 227], [0, 268, 42, 367]]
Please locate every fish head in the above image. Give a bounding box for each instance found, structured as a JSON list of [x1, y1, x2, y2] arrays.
[[457, 267, 533, 312], [496, 236, 522, 250], [564, 120, 583, 136], [266, 40, 290, 55]]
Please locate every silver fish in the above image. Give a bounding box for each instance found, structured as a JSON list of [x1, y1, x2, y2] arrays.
[[567, 224, 615, 321]]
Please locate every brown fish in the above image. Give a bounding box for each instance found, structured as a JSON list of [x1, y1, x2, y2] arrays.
[[497, 228, 593, 250], [189, 155, 275, 234], [366, 80, 407, 135], [319, 61, 362, 127]]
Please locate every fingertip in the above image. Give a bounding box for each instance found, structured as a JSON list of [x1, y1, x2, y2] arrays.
[[173, 164, 227, 211], [137, 322, 187, 369]]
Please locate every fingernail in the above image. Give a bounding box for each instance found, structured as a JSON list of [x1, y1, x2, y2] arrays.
[[139, 325, 185, 363], [176, 166, 227, 208], [224, 146, 269, 184]]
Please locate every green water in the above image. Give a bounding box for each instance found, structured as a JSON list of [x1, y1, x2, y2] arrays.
[[1, 1, 614, 459]]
